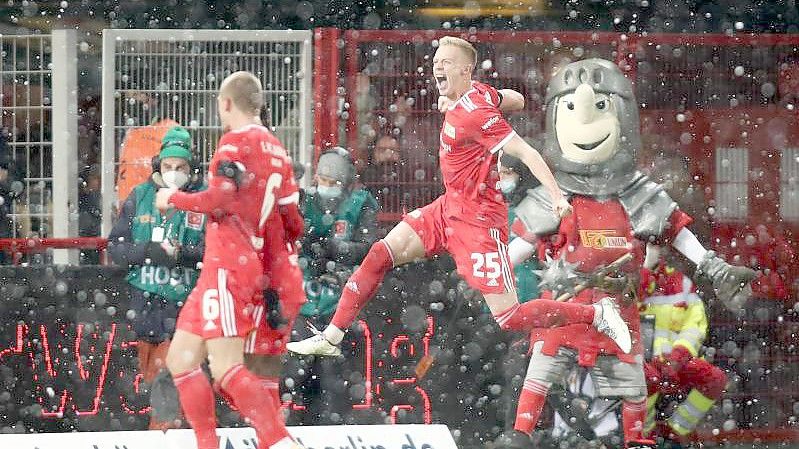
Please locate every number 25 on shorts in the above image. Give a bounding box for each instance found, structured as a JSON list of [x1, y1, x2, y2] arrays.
[[471, 252, 501, 279]]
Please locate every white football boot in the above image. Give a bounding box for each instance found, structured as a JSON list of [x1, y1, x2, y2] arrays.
[[285, 324, 342, 357], [592, 297, 632, 354]]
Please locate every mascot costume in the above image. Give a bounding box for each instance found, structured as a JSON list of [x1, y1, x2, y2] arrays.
[[506, 58, 754, 449]]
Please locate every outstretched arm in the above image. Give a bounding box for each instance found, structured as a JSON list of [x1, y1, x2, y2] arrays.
[[158, 159, 241, 214], [672, 227, 755, 308], [497, 89, 525, 112], [670, 228, 708, 264], [501, 135, 571, 218], [508, 237, 537, 267]]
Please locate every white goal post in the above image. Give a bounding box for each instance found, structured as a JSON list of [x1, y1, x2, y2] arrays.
[[101, 29, 313, 236]]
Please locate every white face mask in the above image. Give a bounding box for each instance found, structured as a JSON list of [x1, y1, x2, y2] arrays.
[[162, 170, 189, 189], [499, 179, 517, 194], [317, 185, 343, 200]]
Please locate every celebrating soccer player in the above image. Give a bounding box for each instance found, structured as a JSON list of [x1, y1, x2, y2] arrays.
[[156, 71, 302, 449], [288, 36, 631, 358]]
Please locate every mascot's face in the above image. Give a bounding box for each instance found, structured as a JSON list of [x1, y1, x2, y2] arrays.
[[554, 83, 621, 165]]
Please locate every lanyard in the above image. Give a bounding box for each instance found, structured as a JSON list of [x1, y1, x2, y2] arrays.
[[158, 208, 178, 225], [155, 209, 179, 240]]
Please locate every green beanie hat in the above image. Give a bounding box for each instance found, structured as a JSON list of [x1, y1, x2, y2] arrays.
[[159, 126, 193, 161]]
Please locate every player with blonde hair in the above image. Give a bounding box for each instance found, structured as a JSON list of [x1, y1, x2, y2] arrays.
[[288, 37, 631, 359]]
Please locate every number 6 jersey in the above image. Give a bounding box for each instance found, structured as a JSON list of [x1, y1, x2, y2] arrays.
[[169, 123, 297, 338], [171, 123, 295, 273]]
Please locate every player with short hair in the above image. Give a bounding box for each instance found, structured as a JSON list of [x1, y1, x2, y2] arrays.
[[288, 36, 631, 358], [156, 71, 301, 449]]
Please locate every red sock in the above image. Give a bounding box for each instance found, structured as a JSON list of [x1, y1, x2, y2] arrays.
[[514, 379, 549, 435], [173, 368, 218, 449], [330, 240, 394, 329], [622, 398, 648, 444], [494, 299, 595, 332], [257, 373, 290, 415], [220, 364, 291, 448], [261, 376, 284, 420]]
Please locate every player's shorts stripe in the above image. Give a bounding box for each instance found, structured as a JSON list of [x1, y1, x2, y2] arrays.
[[224, 278, 237, 337], [489, 227, 513, 293], [222, 270, 237, 337], [493, 303, 519, 327], [218, 269, 236, 337], [488, 130, 517, 154], [490, 228, 515, 294], [217, 269, 230, 336], [497, 232, 515, 294], [216, 269, 227, 336], [246, 305, 265, 353]]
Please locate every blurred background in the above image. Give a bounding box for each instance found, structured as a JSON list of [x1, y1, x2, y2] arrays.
[[1, 1, 799, 448]]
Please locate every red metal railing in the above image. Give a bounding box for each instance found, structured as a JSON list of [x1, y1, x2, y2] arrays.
[[0, 237, 108, 265]]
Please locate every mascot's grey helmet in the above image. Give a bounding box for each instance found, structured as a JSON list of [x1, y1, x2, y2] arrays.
[[544, 58, 642, 196]]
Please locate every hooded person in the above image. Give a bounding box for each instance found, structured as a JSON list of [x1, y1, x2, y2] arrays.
[[284, 146, 381, 424], [505, 59, 755, 449], [108, 125, 206, 430], [298, 146, 380, 317]]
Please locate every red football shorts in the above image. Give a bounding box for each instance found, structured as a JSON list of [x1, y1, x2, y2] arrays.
[[246, 248, 307, 355], [245, 300, 302, 356], [403, 195, 515, 295], [176, 264, 261, 339]]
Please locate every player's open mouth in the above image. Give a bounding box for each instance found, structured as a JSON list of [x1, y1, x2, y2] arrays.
[[575, 134, 610, 151], [435, 75, 448, 88]]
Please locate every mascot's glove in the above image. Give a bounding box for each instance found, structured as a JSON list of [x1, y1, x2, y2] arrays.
[[696, 250, 756, 309], [647, 357, 681, 395], [144, 242, 177, 267], [263, 288, 287, 330]]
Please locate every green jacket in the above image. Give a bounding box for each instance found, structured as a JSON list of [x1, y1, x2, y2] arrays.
[[300, 188, 379, 317], [115, 182, 206, 302]]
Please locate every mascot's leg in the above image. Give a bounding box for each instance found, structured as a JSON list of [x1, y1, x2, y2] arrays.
[[514, 344, 570, 435], [621, 396, 651, 447], [592, 355, 654, 448], [667, 358, 726, 439]]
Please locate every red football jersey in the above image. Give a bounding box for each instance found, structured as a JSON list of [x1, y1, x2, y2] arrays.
[[170, 123, 286, 272], [439, 81, 515, 223], [254, 134, 304, 302], [518, 196, 693, 365], [254, 130, 299, 243]]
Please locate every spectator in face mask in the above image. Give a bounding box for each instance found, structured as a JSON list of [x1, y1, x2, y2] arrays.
[[284, 146, 380, 425], [108, 125, 206, 430]]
